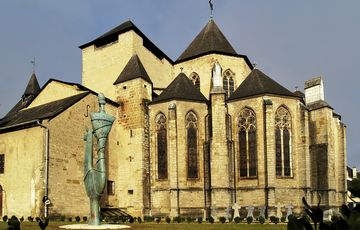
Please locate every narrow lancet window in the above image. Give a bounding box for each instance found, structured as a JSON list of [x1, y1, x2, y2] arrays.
[[186, 111, 198, 179], [156, 113, 167, 179], [237, 108, 257, 178], [223, 69, 235, 96], [275, 106, 292, 177]]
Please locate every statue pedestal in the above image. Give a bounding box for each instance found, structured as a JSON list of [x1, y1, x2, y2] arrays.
[[59, 224, 130, 229]]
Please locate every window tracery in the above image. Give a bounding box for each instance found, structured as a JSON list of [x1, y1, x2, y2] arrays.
[[237, 108, 257, 177], [190, 72, 200, 89], [223, 69, 235, 96], [156, 113, 167, 179], [275, 106, 292, 177], [186, 111, 198, 179]]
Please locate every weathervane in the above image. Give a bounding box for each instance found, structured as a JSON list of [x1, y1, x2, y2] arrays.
[[209, 0, 214, 19], [30, 57, 36, 73]]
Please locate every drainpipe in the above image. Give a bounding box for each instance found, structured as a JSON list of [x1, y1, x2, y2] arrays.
[[36, 121, 50, 218]]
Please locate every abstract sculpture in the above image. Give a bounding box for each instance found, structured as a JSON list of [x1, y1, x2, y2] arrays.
[[84, 93, 115, 226]]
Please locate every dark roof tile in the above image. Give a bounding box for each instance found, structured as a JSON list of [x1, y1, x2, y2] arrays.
[[114, 55, 152, 84], [228, 69, 298, 101], [152, 73, 207, 104]]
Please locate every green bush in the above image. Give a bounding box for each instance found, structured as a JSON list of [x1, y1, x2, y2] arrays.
[[219, 216, 226, 223], [246, 216, 253, 224], [165, 216, 171, 224], [27, 216, 34, 222], [8, 216, 20, 230], [67, 217, 72, 222], [270, 216, 279, 224], [208, 216, 214, 224], [82, 216, 87, 222], [186, 217, 192, 223], [75, 216, 81, 222], [128, 216, 134, 223], [156, 217, 162, 224], [173, 216, 181, 223], [137, 217, 142, 223], [234, 216, 242, 223], [144, 216, 154, 222], [281, 216, 286, 222], [2, 215, 8, 222], [197, 217, 203, 224], [259, 215, 265, 224], [19, 216, 24, 222]]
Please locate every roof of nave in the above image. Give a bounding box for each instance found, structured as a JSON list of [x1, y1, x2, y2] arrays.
[[113, 54, 152, 85], [2, 73, 40, 120], [176, 19, 252, 67], [228, 69, 300, 101], [79, 20, 173, 63], [0, 92, 89, 128], [151, 73, 207, 104]]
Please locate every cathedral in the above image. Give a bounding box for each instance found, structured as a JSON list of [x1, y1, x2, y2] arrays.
[[0, 18, 347, 219]]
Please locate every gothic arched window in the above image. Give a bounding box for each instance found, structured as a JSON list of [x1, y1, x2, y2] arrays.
[[190, 72, 200, 89], [237, 108, 257, 177], [186, 111, 198, 179], [223, 69, 235, 96], [156, 113, 167, 179], [275, 106, 292, 177]]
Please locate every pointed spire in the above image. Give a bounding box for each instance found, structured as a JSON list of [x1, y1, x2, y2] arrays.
[[113, 54, 152, 85], [23, 73, 40, 98], [176, 20, 237, 62], [152, 73, 207, 103]]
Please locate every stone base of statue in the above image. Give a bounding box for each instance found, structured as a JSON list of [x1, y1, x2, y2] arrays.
[[59, 224, 130, 229]]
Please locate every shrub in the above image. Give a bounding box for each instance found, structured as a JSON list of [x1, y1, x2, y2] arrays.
[[165, 216, 171, 224], [82, 216, 87, 222], [259, 215, 265, 224], [156, 217, 162, 224], [75, 216, 80, 222], [208, 216, 214, 224], [246, 216, 253, 224], [197, 217, 203, 224], [270, 216, 279, 224], [67, 217, 72, 222], [19, 216, 24, 222], [2, 215, 8, 222], [186, 217, 192, 223], [281, 216, 286, 222], [60, 216, 66, 222], [219, 216, 226, 223], [27, 216, 34, 222], [173, 216, 181, 223], [234, 216, 242, 223], [35, 217, 41, 222], [128, 216, 134, 223], [144, 216, 154, 222], [7, 216, 20, 230], [137, 217, 142, 223]]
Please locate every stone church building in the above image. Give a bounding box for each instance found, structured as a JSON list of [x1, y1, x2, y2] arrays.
[[0, 19, 347, 219]]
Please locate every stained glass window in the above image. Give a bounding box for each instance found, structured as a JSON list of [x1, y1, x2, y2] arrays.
[[275, 106, 292, 177], [156, 114, 167, 179], [186, 111, 198, 179], [223, 69, 235, 96], [237, 108, 257, 178]]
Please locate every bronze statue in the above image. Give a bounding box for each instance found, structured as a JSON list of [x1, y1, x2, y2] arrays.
[[84, 93, 115, 225]]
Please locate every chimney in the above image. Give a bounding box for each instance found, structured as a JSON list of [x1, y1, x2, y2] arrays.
[[353, 167, 357, 179], [304, 76, 324, 104]]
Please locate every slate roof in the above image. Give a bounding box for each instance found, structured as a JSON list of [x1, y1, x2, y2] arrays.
[[228, 69, 299, 101], [2, 73, 40, 119], [114, 55, 152, 85], [176, 20, 252, 66], [152, 73, 207, 104], [307, 100, 333, 111], [0, 93, 89, 128], [79, 20, 173, 63]]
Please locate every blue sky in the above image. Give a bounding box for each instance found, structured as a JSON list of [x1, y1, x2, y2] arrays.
[[0, 1, 359, 167]]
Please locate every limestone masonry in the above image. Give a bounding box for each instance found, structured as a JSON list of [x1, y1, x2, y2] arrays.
[[0, 19, 346, 219]]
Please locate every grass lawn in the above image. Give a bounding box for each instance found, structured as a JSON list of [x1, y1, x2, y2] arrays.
[[0, 221, 288, 230]]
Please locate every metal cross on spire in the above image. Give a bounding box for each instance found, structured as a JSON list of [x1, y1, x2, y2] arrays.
[[30, 57, 36, 74], [209, 0, 214, 19]]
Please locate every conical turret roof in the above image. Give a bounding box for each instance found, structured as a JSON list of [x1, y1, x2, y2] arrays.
[[228, 69, 298, 101], [114, 54, 152, 84], [152, 73, 207, 104], [176, 20, 237, 62], [23, 73, 40, 97]]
